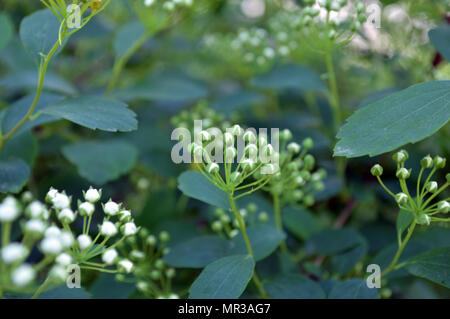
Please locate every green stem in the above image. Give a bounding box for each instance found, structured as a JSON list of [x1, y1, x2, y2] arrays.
[[2, 222, 11, 247], [273, 194, 288, 254], [106, 31, 151, 93], [381, 221, 416, 277], [325, 52, 341, 134], [227, 193, 253, 256], [31, 277, 52, 299]]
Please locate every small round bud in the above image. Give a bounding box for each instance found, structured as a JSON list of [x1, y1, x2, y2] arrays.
[[46, 188, 58, 203], [118, 259, 134, 273], [370, 164, 383, 176], [421, 155, 433, 168], [231, 125, 244, 136], [100, 221, 118, 237], [230, 171, 242, 184], [11, 264, 35, 287], [280, 129, 292, 141], [78, 202, 95, 217], [52, 193, 70, 210], [302, 138, 314, 149], [396, 168, 411, 179], [207, 163, 219, 175], [159, 231, 170, 243], [121, 222, 138, 237], [146, 235, 157, 246], [304, 155, 315, 170], [392, 150, 408, 164], [244, 144, 258, 158], [40, 237, 63, 255], [243, 131, 257, 144], [150, 270, 161, 280], [242, 159, 256, 171], [395, 192, 408, 205], [415, 214, 431, 226], [119, 210, 132, 223], [433, 156, 446, 169], [224, 132, 234, 145], [287, 142, 301, 154], [425, 181, 438, 193], [155, 259, 165, 270], [229, 229, 239, 238], [84, 187, 101, 203], [77, 234, 92, 250], [24, 219, 46, 237], [258, 212, 268, 223], [1, 243, 28, 264], [437, 201, 449, 214], [102, 249, 118, 265], [303, 195, 315, 207], [247, 203, 257, 214], [56, 253, 72, 266], [212, 221, 223, 232], [166, 268, 176, 278], [58, 208, 75, 224], [103, 200, 120, 216], [226, 147, 237, 161], [199, 130, 211, 142]]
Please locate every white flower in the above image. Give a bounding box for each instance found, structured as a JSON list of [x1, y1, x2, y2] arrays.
[[11, 264, 35, 287], [102, 249, 118, 265], [58, 208, 75, 224], [56, 253, 72, 266], [59, 231, 74, 249], [287, 142, 301, 154], [45, 225, 61, 238], [52, 193, 70, 210], [0, 202, 20, 222], [263, 47, 275, 59], [40, 237, 63, 255], [27, 201, 45, 219], [79, 202, 95, 217], [46, 188, 58, 202], [24, 219, 46, 235], [122, 222, 137, 237], [49, 265, 67, 282], [118, 259, 134, 273], [103, 201, 120, 216], [84, 188, 101, 203], [100, 221, 118, 237], [1, 243, 28, 264], [77, 234, 92, 250]]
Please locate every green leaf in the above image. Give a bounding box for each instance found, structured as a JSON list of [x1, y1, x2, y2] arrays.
[[429, 26, 450, 61], [189, 254, 255, 299], [330, 236, 368, 276], [0, 70, 77, 95], [405, 246, 450, 288], [264, 274, 326, 299], [211, 90, 265, 115], [0, 158, 30, 193], [0, 12, 13, 53], [328, 279, 378, 299], [164, 236, 231, 268], [2, 93, 64, 135], [19, 9, 65, 65], [251, 63, 326, 92], [228, 224, 285, 262], [114, 21, 146, 59], [42, 96, 138, 132], [283, 206, 323, 240], [178, 170, 230, 209], [0, 131, 38, 167], [37, 286, 91, 299], [396, 210, 414, 243], [334, 81, 450, 158], [90, 274, 136, 299], [62, 140, 138, 185], [305, 228, 362, 255]]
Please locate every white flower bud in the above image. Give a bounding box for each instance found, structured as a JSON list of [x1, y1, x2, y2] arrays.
[[1, 243, 28, 264], [200, 130, 211, 142], [59, 230, 74, 249], [434, 156, 446, 169], [102, 249, 118, 265], [119, 210, 132, 223], [370, 164, 383, 177], [122, 222, 137, 237], [229, 229, 239, 238], [24, 219, 46, 236], [56, 253, 73, 266], [425, 181, 438, 193], [26, 201, 45, 219], [245, 144, 258, 158], [287, 142, 301, 153], [416, 214, 431, 226], [58, 208, 75, 224], [437, 201, 449, 213], [104, 200, 120, 216], [263, 144, 274, 157], [118, 259, 134, 273], [242, 159, 256, 171], [77, 234, 92, 250], [49, 265, 67, 282], [79, 202, 95, 217], [230, 171, 242, 184], [0, 202, 20, 222], [84, 188, 101, 203], [243, 131, 257, 144], [421, 155, 433, 168], [226, 147, 237, 161], [395, 192, 408, 205], [45, 226, 61, 238], [46, 188, 58, 203], [396, 168, 411, 179], [40, 237, 63, 255], [11, 264, 35, 287], [52, 193, 70, 210], [207, 163, 219, 174], [224, 132, 234, 145], [101, 221, 118, 237]]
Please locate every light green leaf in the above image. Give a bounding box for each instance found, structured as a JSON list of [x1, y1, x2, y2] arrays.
[[429, 26, 450, 61], [264, 274, 326, 299], [283, 206, 323, 240], [62, 140, 138, 185], [0, 12, 13, 53], [334, 81, 450, 158], [189, 254, 255, 299], [228, 224, 285, 262], [164, 236, 231, 268], [405, 246, 450, 288], [328, 279, 378, 299], [0, 158, 30, 193], [42, 96, 138, 132], [178, 170, 230, 209], [251, 63, 326, 92], [114, 21, 146, 59], [19, 9, 65, 65]]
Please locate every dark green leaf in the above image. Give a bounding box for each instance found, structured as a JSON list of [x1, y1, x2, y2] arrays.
[[114, 21, 146, 59], [330, 236, 368, 276], [396, 210, 414, 243], [328, 279, 378, 299], [405, 246, 450, 288], [37, 286, 91, 299], [334, 81, 450, 158], [429, 26, 450, 61], [283, 206, 323, 240], [164, 236, 231, 268], [19, 9, 65, 64], [0, 131, 38, 166], [305, 228, 362, 255], [211, 90, 265, 114], [0, 158, 30, 193], [189, 254, 255, 299], [90, 274, 136, 299], [62, 140, 138, 185], [251, 64, 326, 92], [228, 224, 285, 262], [264, 274, 326, 299], [42, 96, 138, 132], [178, 170, 230, 209]]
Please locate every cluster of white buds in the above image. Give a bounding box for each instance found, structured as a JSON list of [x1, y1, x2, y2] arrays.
[[171, 101, 227, 132], [264, 131, 326, 207], [371, 150, 449, 226], [211, 203, 269, 238], [115, 228, 176, 299], [143, 0, 193, 11]]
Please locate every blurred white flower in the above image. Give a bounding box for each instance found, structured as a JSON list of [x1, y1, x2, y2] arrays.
[[1, 243, 28, 264], [11, 264, 35, 287]]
